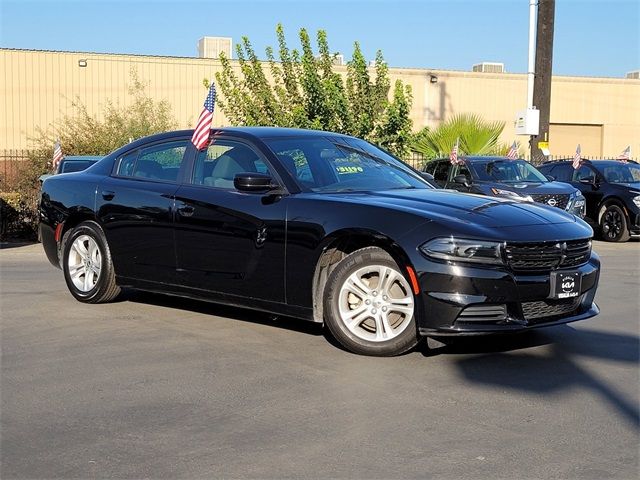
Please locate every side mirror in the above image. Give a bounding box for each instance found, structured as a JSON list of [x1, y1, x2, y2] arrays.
[[545, 174, 555, 181], [578, 176, 596, 185], [234, 172, 278, 192], [453, 174, 470, 188]]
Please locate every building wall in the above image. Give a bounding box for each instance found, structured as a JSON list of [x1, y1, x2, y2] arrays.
[[1, 48, 638, 158]]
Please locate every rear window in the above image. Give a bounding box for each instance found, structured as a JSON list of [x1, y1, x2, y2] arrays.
[[60, 161, 96, 173]]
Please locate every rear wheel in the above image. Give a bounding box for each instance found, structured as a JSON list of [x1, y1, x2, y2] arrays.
[[600, 204, 630, 242], [62, 221, 120, 303], [324, 247, 419, 356]]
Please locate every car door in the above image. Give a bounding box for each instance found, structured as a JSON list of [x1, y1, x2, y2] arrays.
[[96, 138, 191, 284], [174, 137, 287, 302], [572, 164, 605, 221]]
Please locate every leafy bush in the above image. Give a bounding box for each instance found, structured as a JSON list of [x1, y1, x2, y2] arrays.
[[4, 72, 178, 239]]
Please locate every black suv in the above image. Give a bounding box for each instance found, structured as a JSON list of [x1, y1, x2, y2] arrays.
[[423, 156, 586, 217], [538, 159, 640, 242]]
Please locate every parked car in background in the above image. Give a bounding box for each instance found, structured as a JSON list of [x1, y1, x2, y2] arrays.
[[538, 159, 640, 242], [423, 156, 586, 217], [39, 128, 599, 356], [39, 156, 102, 183]]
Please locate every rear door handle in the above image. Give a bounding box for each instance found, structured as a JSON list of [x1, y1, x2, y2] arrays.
[[101, 191, 115, 201], [177, 205, 195, 217]]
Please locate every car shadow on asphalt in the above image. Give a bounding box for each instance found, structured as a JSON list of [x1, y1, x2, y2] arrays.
[[123, 289, 326, 337], [430, 326, 640, 428]]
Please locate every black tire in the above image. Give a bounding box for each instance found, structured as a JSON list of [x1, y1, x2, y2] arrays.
[[62, 221, 120, 303], [323, 247, 419, 356], [599, 204, 630, 242]]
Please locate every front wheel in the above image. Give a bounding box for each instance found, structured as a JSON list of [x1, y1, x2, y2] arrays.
[[600, 204, 630, 242], [62, 221, 121, 303], [323, 247, 419, 356]]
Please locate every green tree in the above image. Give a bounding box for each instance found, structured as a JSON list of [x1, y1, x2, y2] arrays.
[[213, 24, 413, 156], [411, 113, 505, 160]]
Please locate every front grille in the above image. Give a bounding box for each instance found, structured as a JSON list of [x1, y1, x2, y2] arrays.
[[504, 239, 591, 271], [530, 193, 570, 210], [521, 297, 580, 321]]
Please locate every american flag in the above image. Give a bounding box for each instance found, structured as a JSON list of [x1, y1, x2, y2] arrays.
[[191, 83, 217, 150], [449, 138, 460, 165], [53, 140, 64, 170], [572, 144, 582, 170], [506, 141, 518, 160], [617, 145, 631, 163]]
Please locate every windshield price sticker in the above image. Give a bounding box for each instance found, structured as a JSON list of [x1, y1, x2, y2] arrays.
[[336, 165, 364, 174]]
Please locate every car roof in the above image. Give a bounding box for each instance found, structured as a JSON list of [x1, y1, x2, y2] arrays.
[[431, 156, 520, 162], [542, 159, 638, 167], [119, 127, 354, 153], [62, 155, 102, 161]]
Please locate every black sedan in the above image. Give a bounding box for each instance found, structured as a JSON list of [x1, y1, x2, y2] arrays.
[[39, 128, 600, 356]]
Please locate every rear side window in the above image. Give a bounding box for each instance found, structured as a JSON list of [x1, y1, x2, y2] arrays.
[[115, 140, 188, 182], [549, 163, 573, 182]]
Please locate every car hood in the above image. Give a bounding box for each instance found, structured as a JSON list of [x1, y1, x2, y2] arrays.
[[323, 189, 578, 228]]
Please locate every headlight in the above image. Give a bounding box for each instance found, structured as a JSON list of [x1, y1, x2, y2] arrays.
[[567, 192, 586, 217], [420, 237, 505, 265], [633, 195, 640, 209], [490, 187, 533, 202]]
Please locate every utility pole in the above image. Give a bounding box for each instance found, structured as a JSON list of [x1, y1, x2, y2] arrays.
[[530, 0, 556, 163]]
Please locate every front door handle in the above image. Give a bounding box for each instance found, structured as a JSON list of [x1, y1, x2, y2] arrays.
[[101, 190, 115, 201], [177, 205, 195, 217]]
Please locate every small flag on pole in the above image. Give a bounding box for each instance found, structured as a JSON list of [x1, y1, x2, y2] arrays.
[[572, 144, 582, 170], [617, 145, 631, 163], [449, 138, 460, 165], [53, 140, 64, 170], [191, 82, 217, 150], [506, 141, 518, 160]]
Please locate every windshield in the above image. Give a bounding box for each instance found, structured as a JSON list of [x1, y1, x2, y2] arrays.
[[264, 136, 432, 193], [597, 163, 640, 183], [473, 159, 548, 183]]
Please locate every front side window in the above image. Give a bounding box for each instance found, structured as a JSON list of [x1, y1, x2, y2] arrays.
[[192, 140, 272, 189], [573, 165, 594, 182], [264, 137, 431, 192], [115, 140, 188, 182], [431, 162, 451, 187]]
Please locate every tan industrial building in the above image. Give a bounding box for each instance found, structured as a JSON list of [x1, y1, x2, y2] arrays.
[[1, 47, 638, 159]]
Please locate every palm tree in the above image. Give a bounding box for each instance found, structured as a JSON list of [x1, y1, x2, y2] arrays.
[[411, 113, 505, 159]]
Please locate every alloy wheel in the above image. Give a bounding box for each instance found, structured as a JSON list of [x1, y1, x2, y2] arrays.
[[67, 235, 102, 292], [337, 264, 414, 342]]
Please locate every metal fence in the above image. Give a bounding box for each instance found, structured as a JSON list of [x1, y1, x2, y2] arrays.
[[0, 150, 31, 190]]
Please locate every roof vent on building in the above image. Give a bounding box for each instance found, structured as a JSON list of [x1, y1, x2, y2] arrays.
[[317, 53, 344, 66], [626, 70, 640, 79], [198, 36, 233, 59], [472, 62, 505, 73]]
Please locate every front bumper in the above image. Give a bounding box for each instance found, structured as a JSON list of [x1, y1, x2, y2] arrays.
[[414, 252, 600, 336]]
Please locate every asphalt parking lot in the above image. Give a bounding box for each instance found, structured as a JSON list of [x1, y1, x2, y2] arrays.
[[1, 240, 638, 479]]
